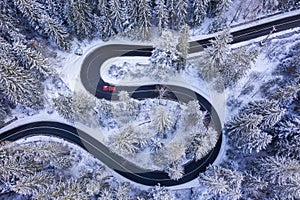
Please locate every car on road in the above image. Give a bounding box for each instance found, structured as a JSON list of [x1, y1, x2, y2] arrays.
[[103, 86, 116, 92]]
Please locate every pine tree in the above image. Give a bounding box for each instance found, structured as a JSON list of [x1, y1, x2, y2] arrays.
[[241, 172, 268, 199], [209, 30, 233, 68], [182, 100, 206, 129], [149, 30, 182, 80], [96, 0, 114, 39], [14, 0, 43, 29], [52, 93, 74, 122], [151, 106, 173, 135], [174, 0, 188, 29], [226, 113, 263, 135], [254, 155, 300, 199], [167, 164, 184, 180], [272, 114, 300, 159], [156, 0, 168, 34], [12, 40, 52, 78], [51, 179, 90, 199], [0, 2, 24, 40], [86, 180, 101, 196], [190, 0, 209, 27], [152, 142, 185, 167], [215, 0, 232, 15], [44, 0, 67, 21], [225, 113, 276, 154], [125, 0, 139, 29], [110, 123, 148, 155], [221, 46, 258, 88], [176, 24, 190, 64], [257, 155, 300, 185], [149, 184, 175, 200], [42, 15, 71, 50], [166, 0, 175, 29], [240, 99, 286, 130], [99, 187, 115, 200], [71, 92, 98, 126], [136, 0, 152, 39], [271, 84, 300, 107], [14, 0, 71, 49], [199, 165, 243, 200], [187, 127, 219, 160], [0, 59, 44, 107], [109, 0, 124, 33], [118, 90, 130, 102], [68, 0, 93, 39], [11, 173, 53, 196], [116, 182, 131, 200], [240, 128, 272, 154]]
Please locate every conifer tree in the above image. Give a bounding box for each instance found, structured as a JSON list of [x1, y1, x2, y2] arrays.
[[240, 99, 285, 130], [136, 0, 152, 39], [166, 0, 175, 29], [110, 123, 148, 155], [0, 59, 44, 107], [149, 184, 175, 200], [175, 0, 188, 29], [42, 15, 71, 50], [167, 164, 184, 180], [96, 0, 114, 39], [72, 92, 98, 126], [215, 0, 232, 15], [190, 0, 209, 27], [176, 24, 190, 64], [209, 30, 233, 68], [151, 106, 173, 135], [13, 40, 51, 78], [52, 93, 74, 122], [14, 0, 71, 50], [109, 0, 124, 33], [153, 142, 185, 167], [156, 0, 168, 34], [241, 172, 268, 199], [68, 0, 93, 39], [199, 165, 243, 200], [11, 173, 53, 196]]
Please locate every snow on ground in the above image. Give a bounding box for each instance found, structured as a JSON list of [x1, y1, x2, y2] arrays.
[[9, 135, 152, 191], [101, 56, 227, 125], [58, 38, 152, 92], [225, 28, 300, 122], [190, 8, 300, 42], [2, 11, 300, 192]]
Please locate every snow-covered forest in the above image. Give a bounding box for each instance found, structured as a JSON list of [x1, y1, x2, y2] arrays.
[[0, 0, 300, 199], [0, 0, 299, 125]]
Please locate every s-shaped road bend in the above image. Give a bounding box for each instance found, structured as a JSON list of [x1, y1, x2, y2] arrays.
[[1, 13, 300, 186]]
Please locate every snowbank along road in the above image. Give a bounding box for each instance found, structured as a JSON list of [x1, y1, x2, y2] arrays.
[[1, 12, 299, 186]]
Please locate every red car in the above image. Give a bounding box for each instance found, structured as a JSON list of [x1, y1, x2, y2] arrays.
[[103, 86, 116, 92]]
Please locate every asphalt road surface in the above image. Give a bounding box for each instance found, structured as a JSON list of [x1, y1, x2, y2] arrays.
[[0, 13, 299, 186]]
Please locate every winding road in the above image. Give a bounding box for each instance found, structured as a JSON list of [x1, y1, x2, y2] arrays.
[[0, 12, 300, 186]]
